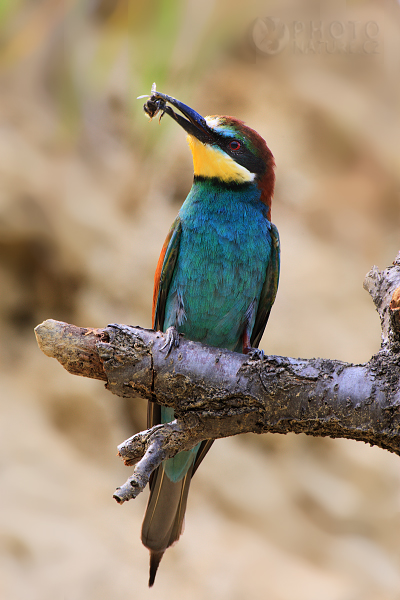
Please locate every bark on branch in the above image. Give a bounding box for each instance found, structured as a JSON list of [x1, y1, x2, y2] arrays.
[[34, 253, 400, 502]]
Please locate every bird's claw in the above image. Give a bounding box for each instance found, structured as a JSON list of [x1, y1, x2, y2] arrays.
[[160, 326, 180, 355], [245, 347, 265, 361]]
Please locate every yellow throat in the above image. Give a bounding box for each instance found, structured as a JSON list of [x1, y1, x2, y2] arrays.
[[187, 118, 254, 184]]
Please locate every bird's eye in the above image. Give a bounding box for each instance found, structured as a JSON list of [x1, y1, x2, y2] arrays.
[[229, 140, 241, 151]]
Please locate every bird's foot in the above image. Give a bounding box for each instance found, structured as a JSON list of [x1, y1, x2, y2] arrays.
[[244, 347, 264, 361], [160, 326, 180, 355]]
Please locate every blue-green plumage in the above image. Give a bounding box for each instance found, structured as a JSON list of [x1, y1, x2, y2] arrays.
[[164, 180, 273, 351], [140, 90, 280, 587]]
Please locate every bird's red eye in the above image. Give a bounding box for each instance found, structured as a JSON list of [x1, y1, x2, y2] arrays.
[[229, 140, 241, 151]]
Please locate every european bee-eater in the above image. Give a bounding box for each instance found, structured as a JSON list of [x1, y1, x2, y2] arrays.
[[140, 89, 280, 586]]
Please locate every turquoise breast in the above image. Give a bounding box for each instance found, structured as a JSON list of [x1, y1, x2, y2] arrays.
[[163, 179, 272, 352]]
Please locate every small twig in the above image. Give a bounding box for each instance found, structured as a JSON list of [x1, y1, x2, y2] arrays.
[[114, 419, 207, 502], [114, 423, 178, 502]]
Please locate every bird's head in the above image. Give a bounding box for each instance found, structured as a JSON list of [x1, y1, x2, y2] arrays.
[[144, 91, 275, 219]]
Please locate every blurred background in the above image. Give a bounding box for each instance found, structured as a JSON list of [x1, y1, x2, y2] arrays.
[[1, 0, 400, 598]]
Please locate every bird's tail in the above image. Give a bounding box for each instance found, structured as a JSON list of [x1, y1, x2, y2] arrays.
[[141, 462, 194, 586]]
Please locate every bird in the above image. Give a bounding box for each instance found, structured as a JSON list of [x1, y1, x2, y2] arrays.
[[139, 88, 280, 586]]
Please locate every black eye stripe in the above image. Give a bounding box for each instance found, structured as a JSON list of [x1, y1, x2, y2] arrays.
[[212, 132, 265, 175]]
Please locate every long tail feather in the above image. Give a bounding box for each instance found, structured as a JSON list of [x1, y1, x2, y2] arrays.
[[142, 402, 214, 585], [141, 464, 193, 586]]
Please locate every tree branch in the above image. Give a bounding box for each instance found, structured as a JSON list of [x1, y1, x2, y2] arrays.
[[34, 252, 400, 502]]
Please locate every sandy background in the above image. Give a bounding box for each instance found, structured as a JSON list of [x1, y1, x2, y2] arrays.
[[1, 1, 400, 599]]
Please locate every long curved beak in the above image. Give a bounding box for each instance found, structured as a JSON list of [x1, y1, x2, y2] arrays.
[[145, 91, 214, 144]]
